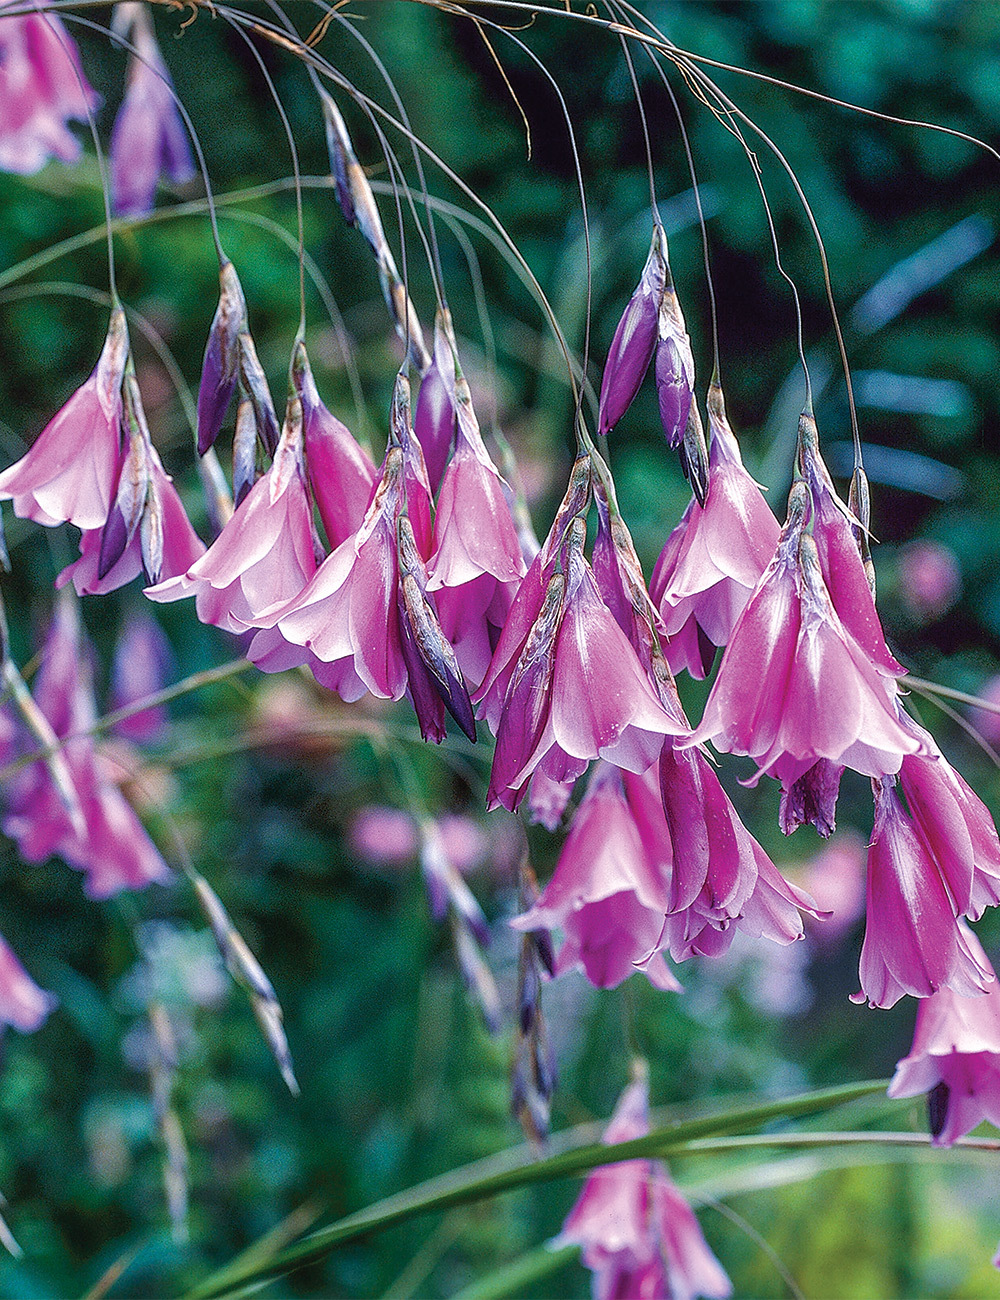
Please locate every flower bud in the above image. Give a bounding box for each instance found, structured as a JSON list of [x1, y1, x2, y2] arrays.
[[196, 260, 246, 455]]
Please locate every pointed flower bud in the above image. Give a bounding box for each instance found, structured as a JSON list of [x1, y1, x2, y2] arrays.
[[598, 226, 666, 436], [98, 374, 151, 578], [238, 331, 280, 456], [414, 308, 458, 492], [655, 281, 696, 451], [196, 259, 247, 455]]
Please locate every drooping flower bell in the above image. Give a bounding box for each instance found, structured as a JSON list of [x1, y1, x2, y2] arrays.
[[852, 776, 995, 1009], [689, 478, 923, 795], [512, 762, 682, 992], [557, 1072, 732, 1300], [1, 595, 172, 897], [292, 340, 375, 550], [0, 307, 129, 530], [888, 926, 1000, 1146], [651, 382, 780, 679], [57, 372, 205, 595], [0, 933, 56, 1033], [484, 527, 686, 813], [0, 3, 97, 175], [109, 2, 194, 216], [427, 361, 525, 688], [146, 392, 315, 632]]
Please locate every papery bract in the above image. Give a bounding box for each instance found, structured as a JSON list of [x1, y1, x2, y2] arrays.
[[888, 928, 1000, 1146], [0, 307, 128, 530], [853, 777, 994, 1009], [0, 6, 97, 175], [196, 259, 247, 456]]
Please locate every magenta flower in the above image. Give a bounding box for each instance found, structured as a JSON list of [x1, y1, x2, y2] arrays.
[[0, 933, 56, 1033], [897, 539, 961, 623], [0, 5, 97, 175], [2, 597, 171, 898], [109, 4, 194, 216], [651, 385, 780, 679], [294, 341, 375, 549], [853, 777, 994, 1009], [146, 398, 315, 632], [799, 425, 903, 677], [486, 541, 685, 812], [598, 227, 667, 436], [557, 1075, 732, 1300], [427, 372, 524, 686], [0, 307, 128, 530], [108, 609, 174, 742], [512, 763, 681, 992], [413, 308, 458, 492], [57, 437, 205, 596], [897, 732, 1000, 921], [889, 927, 1000, 1145], [689, 482, 922, 788]]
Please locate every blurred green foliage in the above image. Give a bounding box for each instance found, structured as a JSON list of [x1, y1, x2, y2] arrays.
[[0, 0, 999, 1295]]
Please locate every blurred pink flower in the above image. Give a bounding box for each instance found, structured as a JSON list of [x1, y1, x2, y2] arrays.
[[0, 308, 128, 530], [795, 832, 867, 942], [0, 5, 97, 175], [889, 926, 1000, 1145], [853, 777, 994, 1009], [557, 1075, 732, 1300], [0, 933, 56, 1033], [2, 598, 171, 897], [109, 4, 194, 216], [651, 385, 779, 680], [107, 610, 174, 742], [968, 675, 1000, 749], [897, 539, 961, 623]]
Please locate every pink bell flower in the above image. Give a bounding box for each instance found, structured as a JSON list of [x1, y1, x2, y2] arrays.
[[486, 539, 685, 813], [146, 396, 316, 632], [293, 340, 375, 549], [689, 480, 923, 787], [0, 4, 97, 175], [512, 763, 681, 992], [888, 927, 1000, 1145], [897, 730, 1000, 921], [557, 1075, 732, 1300], [651, 384, 780, 679], [427, 371, 525, 687], [109, 3, 194, 216], [56, 439, 205, 596], [853, 777, 995, 1009], [0, 307, 128, 530], [0, 933, 56, 1033], [108, 609, 174, 742]]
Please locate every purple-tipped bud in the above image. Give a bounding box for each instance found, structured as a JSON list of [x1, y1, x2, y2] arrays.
[[231, 395, 258, 508], [197, 260, 246, 455], [414, 309, 458, 492], [598, 227, 667, 436], [655, 285, 695, 450], [98, 376, 151, 578], [398, 517, 477, 742], [237, 332, 279, 456]]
